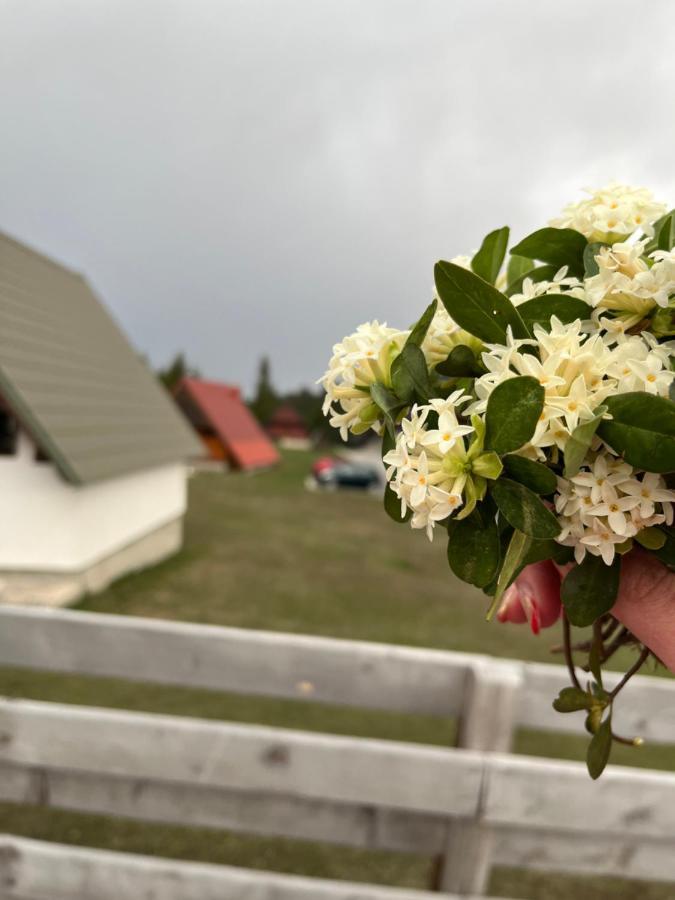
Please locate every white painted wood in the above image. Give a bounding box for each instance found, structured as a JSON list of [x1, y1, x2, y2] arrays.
[[0, 835, 497, 900], [1, 607, 673, 746], [0, 762, 449, 854], [519, 660, 675, 744], [485, 752, 675, 840], [0, 605, 471, 716], [439, 660, 523, 895], [0, 699, 484, 818], [492, 826, 675, 884]]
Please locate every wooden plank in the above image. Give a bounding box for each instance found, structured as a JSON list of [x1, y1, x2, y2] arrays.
[[484, 752, 675, 841], [0, 762, 449, 854], [519, 661, 675, 744], [0, 606, 471, 716], [438, 659, 523, 895], [492, 826, 675, 884], [0, 699, 484, 818], [1, 607, 674, 745], [0, 834, 491, 900]]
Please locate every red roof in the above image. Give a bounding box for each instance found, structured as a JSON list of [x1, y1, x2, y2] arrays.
[[176, 378, 280, 471], [268, 404, 309, 439]]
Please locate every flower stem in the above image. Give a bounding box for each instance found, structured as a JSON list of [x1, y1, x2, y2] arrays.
[[562, 611, 582, 692]]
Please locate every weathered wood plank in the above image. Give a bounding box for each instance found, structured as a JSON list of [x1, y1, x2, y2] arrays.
[[0, 605, 471, 716], [485, 752, 675, 840], [519, 661, 675, 744], [0, 835, 489, 900], [438, 659, 523, 895], [0, 762, 450, 854], [1, 606, 674, 746], [0, 699, 484, 818], [492, 826, 675, 883]]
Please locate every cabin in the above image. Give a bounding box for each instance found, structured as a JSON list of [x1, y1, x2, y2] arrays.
[[174, 377, 280, 471], [267, 403, 311, 449], [0, 231, 201, 606]]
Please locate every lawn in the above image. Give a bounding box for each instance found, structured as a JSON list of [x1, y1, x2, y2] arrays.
[[1, 449, 673, 899]]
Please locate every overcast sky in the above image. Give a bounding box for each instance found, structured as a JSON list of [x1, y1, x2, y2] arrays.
[[2, 1, 674, 395]]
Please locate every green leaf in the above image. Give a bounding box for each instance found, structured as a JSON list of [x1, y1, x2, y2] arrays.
[[407, 298, 438, 348], [658, 214, 675, 252], [503, 455, 557, 495], [516, 295, 592, 330], [635, 527, 667, 550], [487, 528, 532, 615], [370, 383, 403, 440], [510, 227, 588, 278], [523, 539, 574, 567], [506, 254, 536, 289], [553, 687, 593, 713], [505, 264, 558, 297], [485, 376, 544, 455], [563, 406, 608, 478], [587, 715, 613, 780], [645, 208, 675, 254], [447, 512, 501, 588], [653, 530, 675, 570], [435, 345, 483, 378], [471, 226, 510, 285], [598, 393, 675, 473], [384, 481, 411, 523], [490, 478, 561, 539], [583, 241, 607, 277], [434, 261, 530, 344], [391, 344, 432, 405], [561, 555, 621, 627]]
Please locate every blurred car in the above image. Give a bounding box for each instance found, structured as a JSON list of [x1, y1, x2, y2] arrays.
[[310, 458, 381, 491]]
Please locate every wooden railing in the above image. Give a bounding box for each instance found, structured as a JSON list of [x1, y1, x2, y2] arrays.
[[0, 605, 674, 899]]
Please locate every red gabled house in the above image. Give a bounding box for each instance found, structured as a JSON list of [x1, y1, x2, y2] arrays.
[[174, 378, 280, 471], [267, 404, 310, 442]]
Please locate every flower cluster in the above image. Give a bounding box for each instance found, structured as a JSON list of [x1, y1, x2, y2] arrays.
[[319, 181, 675, 776], [383, 393, 475, 539], [471, 318, 674, 459], [509, 266, 585, 308], [550, 182, 667, 241], [555, 453, 675, 565], [585, 240, 675, 328], [320, 321, 409, 440]]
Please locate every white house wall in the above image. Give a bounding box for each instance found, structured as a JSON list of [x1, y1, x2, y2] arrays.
[[0, 431, 188, 572]]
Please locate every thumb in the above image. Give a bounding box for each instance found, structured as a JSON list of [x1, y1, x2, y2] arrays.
[[611, 550, 675, 673]]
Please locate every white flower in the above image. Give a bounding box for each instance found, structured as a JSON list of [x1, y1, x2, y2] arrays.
[[319, 321, 409, 440], [620, 472, 675, 519], [509, 266, 587, 309], [585, 240, 675, 325], [420, 409, 474, 454], [470, 318, 673, 459], [551, 183, 667, 241], [384, 391, 475, 540], [555, 452, 675, 565]]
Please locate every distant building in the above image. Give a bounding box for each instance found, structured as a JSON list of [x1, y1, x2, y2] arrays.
[[0, 231, 201, 606], [174, 377, 280, 471], [267, 404, 311, 450]]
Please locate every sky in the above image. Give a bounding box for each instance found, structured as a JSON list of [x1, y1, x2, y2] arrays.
[[1, 0, 674, 396]]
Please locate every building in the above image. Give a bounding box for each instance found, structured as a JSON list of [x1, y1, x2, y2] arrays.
[[267, 404, 311, 449], [174, 377, 280, 471], [0, 231, 202, 606]]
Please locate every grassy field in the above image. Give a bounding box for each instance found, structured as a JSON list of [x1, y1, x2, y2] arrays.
[[1, 449, 673, 898]]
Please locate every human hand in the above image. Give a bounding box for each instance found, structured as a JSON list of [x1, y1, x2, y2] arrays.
[[498, 550, 675, 672]]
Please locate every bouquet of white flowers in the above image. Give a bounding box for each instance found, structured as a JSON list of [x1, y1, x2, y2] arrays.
[[320, 183, 675, 777]]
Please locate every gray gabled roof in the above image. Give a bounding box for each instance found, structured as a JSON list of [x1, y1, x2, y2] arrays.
[[0, 230, 201, 484]]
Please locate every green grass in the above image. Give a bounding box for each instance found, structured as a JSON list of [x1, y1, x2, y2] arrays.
[[1, 449, 673, 898]]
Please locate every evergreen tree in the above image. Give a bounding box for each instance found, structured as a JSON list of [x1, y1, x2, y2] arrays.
[[250, 356, 278, 423], [158, 353, 200, 391]]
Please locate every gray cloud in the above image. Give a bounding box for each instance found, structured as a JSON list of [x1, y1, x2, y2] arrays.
[[1, 0, 674, 393]]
